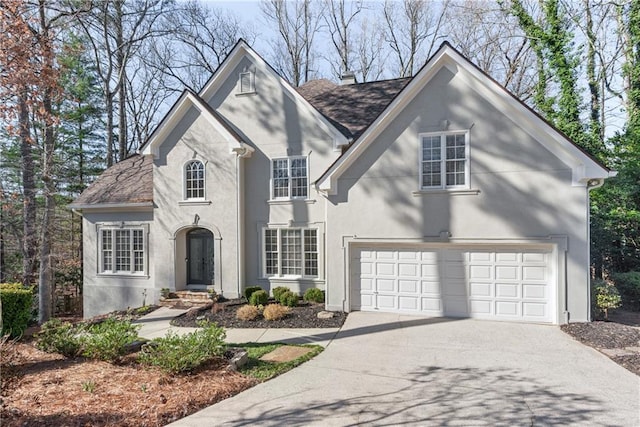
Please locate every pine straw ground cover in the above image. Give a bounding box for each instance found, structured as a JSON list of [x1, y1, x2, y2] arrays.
[[0, 337, 257, 427]]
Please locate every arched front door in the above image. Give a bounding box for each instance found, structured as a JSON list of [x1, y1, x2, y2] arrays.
[[186, 228, 214, 286]]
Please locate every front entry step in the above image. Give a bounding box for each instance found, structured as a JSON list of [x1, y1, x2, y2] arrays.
[[159, 290, 212, 308]]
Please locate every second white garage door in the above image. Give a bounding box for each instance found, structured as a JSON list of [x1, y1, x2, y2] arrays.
[[353, 246, 555, 323]]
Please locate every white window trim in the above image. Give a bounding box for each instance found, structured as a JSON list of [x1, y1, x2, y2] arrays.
[[97, 224, 149, 276], [261, 227, 319, 279], [238, 71, 256, 94], [183, 159, 206, 201], [270, 156, 309, 201], [418, 130, 470, 191]]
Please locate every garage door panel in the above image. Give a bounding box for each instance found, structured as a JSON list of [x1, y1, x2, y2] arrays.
[[523, 266, 546, 281], [496, 283, 519, 298], [523, 302, 546, 318], [398, 263, 419, 277], [377, 278, 395, 293], [470, 299, 492, 315], [470, 265, 492, 280], [496, 301, 520, 316], [399, 279, 419, 293], [496, 266, 518, 280], [376, 295, 397, 310], [355, 246, 554, 323], [470, 282, 492, 297], [421, 281, 440, 295], [399, 296, 419, 311], [523, 284, 546, 299]]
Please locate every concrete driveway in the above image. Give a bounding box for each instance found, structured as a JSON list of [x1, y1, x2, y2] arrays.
[[169, 312, 639, 426]]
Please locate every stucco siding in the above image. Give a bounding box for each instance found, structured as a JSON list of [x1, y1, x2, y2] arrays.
[[324, 67, 591, 322]]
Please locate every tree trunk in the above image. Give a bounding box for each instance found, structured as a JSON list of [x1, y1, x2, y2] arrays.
[[19, 91, 37, 287]]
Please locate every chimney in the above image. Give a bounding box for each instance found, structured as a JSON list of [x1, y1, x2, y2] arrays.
[[340, 71, 357, 85]]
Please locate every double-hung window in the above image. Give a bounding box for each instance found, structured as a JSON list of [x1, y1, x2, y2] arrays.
[[263, 228, 318, 277], [185, 160, 205, 199], [99, 227, 146, 275], [271, 157, 308, 199], [420, 132, 469, 189]]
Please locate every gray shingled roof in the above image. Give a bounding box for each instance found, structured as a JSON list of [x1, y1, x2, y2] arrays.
[[72, 78, 408, 208], [70, 154, 153, 208], [296, 78, 410, 139]]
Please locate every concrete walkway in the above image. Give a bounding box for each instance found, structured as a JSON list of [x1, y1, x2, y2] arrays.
[[135, 306, 339, 347], [167, 312, 640, 427]]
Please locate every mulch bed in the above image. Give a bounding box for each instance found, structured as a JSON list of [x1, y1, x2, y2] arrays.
[[561, 310, 640, 376], [170, 299, 347, 329]]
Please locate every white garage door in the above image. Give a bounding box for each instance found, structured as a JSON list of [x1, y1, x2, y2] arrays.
[[353, 246, 555, 323]]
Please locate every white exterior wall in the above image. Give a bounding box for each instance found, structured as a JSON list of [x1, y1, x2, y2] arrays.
[[81, 210, 155, 318], [206, 56, 340, 295], [324, 67, 591, 322]]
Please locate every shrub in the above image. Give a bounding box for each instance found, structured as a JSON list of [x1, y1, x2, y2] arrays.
[[280, 291, 299, 308], [139, 322, 226, 374], [272, 286, 291, 303], [35, 319, 84, 358], [244, 286, 263, 301], [612, 272, 640, 311], [0, 284, 33, 338], [236, 305, 260, 321], [263, 304, 290, 321], [83, 318, 140, 362], [303, 288, 325, 303], [249, 290, 269, 306], [592, 280, 622, 320]]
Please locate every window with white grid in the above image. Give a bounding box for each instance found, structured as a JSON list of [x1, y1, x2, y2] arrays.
[[420, 132, 468, 189], [263, 228, 318, 277], [271, 157, 308, 199], [185, 160, 205, 199], [264, 229, 279, 275], [99, 227, 146, 275]]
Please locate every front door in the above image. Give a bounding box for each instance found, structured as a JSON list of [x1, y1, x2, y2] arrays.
[[187, 228, 214, 286]]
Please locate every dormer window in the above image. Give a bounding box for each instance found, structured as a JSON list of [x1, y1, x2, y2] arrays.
[[185, 160, 205, 199], [239, 71, 255, 94]]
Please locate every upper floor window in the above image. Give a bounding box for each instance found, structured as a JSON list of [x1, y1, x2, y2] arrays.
[[272, 157, 308, 199], [99, 226, 146, 275], [185, 160, 205, 199], [239, 71, 255, 94], [420, 132, 469, 189]]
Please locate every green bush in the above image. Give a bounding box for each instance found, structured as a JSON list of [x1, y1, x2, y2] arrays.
[[244, 286, 263, 301], [280, 291, 299, 308], [35, 319, 84, 358], [303, 288, 325, 303], [83, 319, 140, 362], [592, 280, 622, 320], [612, 271, 640, 311], [1, 284, 33, 338], [139, 322, 226, 374], [272, 286, 291, 303], [249, 290, 269, 306]]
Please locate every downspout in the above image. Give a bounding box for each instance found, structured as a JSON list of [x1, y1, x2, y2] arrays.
[[585, 178, 605, 322], [234, 143, 254, 298]]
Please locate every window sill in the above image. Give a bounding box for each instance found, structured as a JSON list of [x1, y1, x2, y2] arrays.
[[236, 91, 257, 97], [261, 276, 323, 281], [179, 200, 212, 206], [97, 273, 149, 279], [412, 188, 480, 196], [267, 199, 316, 205]]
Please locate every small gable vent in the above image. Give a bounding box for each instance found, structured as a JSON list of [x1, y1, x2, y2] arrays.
[[239, 71, 255, 94]]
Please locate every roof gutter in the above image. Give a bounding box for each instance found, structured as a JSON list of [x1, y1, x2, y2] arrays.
[[68, 202, 154, 211]]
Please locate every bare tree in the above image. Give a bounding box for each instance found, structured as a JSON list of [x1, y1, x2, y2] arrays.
[[383, 0, 449, 77], [323, 0, 363, 79], [262, 0, 325, 86], [75, 0, 167, 165], [354, 15, 387, 82], [147, 1, 256, 93]]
